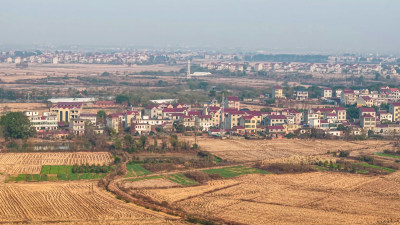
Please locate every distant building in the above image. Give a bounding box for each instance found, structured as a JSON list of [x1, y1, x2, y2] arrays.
[[272, 85, 284, 98], [321, 88, 332, 98]]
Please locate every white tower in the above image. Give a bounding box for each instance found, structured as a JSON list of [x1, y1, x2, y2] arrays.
[[187, 60, 191, 79]]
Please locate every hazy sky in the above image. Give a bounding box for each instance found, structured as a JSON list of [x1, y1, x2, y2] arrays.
[[0, 0, 399, 53]]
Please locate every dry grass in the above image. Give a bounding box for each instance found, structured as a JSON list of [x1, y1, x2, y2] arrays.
[[190, 137, 392, 162], [135, 172, 400, 224], [0, 152, 112, 175], [0, 181, 181, 224]]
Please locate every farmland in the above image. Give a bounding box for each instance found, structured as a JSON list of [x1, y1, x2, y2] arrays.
[[131, 172, 400, 224], [189, 137, 393, 162], [0, 181, 182, 224], [0, 152, 112, 175]]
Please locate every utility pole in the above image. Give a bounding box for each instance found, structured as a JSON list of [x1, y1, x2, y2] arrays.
[[187, 60, 191, 79]]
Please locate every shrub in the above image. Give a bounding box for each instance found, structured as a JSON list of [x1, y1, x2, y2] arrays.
[[259, 163, 316, 174]]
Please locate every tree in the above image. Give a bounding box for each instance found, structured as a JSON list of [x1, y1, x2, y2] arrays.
[[0, 112, 35, 139], [96, 110, 106, 124], [101, 72, 111, 76], [386, 75, 391, 80], [115, 94, 130, 104]]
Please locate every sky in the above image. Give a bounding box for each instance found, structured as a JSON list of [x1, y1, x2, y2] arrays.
[[0, 0, 399, 54]]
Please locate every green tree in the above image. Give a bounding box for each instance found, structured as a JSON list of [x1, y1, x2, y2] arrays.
[[0, 112, 35, 139], [115, 94, 130, 104], [96, 110, 106, 124]]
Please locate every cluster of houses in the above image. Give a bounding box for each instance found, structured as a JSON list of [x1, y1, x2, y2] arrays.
[[199, 61, 400, 76], [23, 92, 400, 139], [271, 85, 400, 107]]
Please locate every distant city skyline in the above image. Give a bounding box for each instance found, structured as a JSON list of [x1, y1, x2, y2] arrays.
[[1, 0, 399, 54]]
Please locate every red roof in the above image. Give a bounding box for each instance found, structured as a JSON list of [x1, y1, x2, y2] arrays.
[[360, 108, 375, 113], [323, 87, 332, 90], [269, 115, 287, 119], [242, 115, 254, 120], [80, 113, 96, 117], [361, 114, 374, 118], [343, 89, 355, 94], [163, 108, 186, 113], [246, 111, 262, 116], [198, 115, 212, 119], [268, 125, 285, 130], [209, 106, 220, 111], [274, 85, 282, 89], [188, 111, 202, 116], [126, 111, 140, 115], [54, 102, 83, 109], [335, 107, 345, 111], [392, 102, 400, 107], [226, 96, 239, 101], [361, 96, 372, 101]]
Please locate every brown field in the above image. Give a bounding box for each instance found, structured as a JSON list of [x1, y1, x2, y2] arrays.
[[123, 178, 180, 189], [0, 102, 48, 114], [191, 137, 392, 162], [132, 172, 400, 224], [0, 181, 182, 224], [0, 152, 112, 174]]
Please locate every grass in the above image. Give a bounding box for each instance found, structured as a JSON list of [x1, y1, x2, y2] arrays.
[[358, 163, 396, 173], [375, 152, 400, 159], [41, 165, 73, 175], [202, 166, 270, 178], [166, 174, 197, 186], [125, 164, 152, 177], [6, 172, 107, 183]]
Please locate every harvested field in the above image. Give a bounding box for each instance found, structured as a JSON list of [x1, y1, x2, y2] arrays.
[[0, 181, 182, 224], [0, 152, 112, 175], [190, 137, 392, 162], [123, 178, 180, 189], [134, 172, 400, 224]]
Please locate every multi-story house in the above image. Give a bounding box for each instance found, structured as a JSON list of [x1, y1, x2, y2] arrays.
[[28, 114, 58, 132], [106, 113, 125, 133], [272, 85, 284, 98], [359, 108, 376, 130], [340, 89, 357, 105], [357, 96, 373, 107], [321, 87, 333, 98], [125, 110, 141, 128], [389, 102, 400, 122], [79, 113, 97, 124], [378, 110, 392, 123], [238, 115, 258, 133], [195, 115, 213, 131], [335, 107, 347, 121], [225, 96, 240, 110], [50, 102, 83, 122], [265, 115, 287, 126], [69, 119, 85, 136], [296, 91, 308, 101], [225, 110, 245, 129]]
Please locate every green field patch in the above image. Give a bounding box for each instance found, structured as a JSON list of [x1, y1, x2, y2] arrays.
[[358, 163, 396, 173], [125, 164, 152, 177], [41, 165, 73, 175], [315, 166, 329, 171], [375, 152, 400, 159], [125, 175, 163, 182], [166, 174, 197, 186], [202, 166, 270, 178]]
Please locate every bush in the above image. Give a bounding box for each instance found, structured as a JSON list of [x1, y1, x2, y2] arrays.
[[339, 151, 350, 157], [259, 163, 316, 174], [184, 171, 220, 183]]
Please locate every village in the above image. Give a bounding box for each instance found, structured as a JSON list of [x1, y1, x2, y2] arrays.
[[23, 83, 400, 141]]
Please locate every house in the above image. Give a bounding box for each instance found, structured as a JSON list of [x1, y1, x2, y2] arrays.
[[309, 118, 321, 128], [28, 114, 58, 132], [359, 108, 376, 130], [106, 113, 125, 133], [335, 107, 347, 121], [272, 85, 284, 98], [340, 89, 357, 105], [225, 96, 240, 110], [321, 87, 332, 98], [69, 119, 85, 136], [377, 110, 392, 123], [357, 96, 373, 107], [130, 122, 153, 134], [265, 115, 287, 126], [225, 110, 245, 129], [50, 102, 83, 122], [238, 115, 258, 133], [125, 110, 141, 128], [326, 130, 342, 137], [267, 125, 286, 138], [389, 102, 400, 122], [94, 101, 121, 108], [79, 113, 97, 124], [195, 115, 213, 131], [296, 91, 308, 101]]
